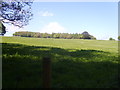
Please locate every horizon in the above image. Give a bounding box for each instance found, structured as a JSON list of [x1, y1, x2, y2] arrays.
[[4, 2, 118, 40]]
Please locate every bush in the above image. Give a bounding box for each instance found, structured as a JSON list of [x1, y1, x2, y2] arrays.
[[109, 37, 115, 41]]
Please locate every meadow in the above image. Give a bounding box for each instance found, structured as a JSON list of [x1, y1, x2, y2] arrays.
[[1, 36, 119, 88]]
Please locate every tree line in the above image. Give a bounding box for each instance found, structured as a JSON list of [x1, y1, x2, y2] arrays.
[[13, 31, 96, 39]]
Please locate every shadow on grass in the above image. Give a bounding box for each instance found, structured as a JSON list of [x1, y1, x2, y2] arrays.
[[2, 43, 119, 88]]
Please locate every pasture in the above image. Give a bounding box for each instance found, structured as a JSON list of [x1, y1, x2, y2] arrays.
[[1, 36, 119, 88]]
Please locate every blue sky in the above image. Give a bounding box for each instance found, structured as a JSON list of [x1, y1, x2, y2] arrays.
[[5, 2, 118, 40]]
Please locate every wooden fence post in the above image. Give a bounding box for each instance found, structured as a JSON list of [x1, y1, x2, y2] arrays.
[[42, 57, 51, 88]]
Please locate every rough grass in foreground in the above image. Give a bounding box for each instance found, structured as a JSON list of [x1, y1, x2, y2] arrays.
[[2, 36, 119, 88]]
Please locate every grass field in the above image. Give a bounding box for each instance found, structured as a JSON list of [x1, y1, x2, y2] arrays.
[[1, 36, 119, 88]]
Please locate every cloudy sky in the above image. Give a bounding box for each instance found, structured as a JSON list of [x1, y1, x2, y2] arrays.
[[4, 1, 118, 40]]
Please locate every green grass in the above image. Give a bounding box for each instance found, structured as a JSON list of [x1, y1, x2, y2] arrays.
[[1, 36, 119, 88]]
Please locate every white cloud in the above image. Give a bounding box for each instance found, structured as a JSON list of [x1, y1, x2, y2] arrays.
[[40, 22, 67, 33], [39, 11, 54, 16]]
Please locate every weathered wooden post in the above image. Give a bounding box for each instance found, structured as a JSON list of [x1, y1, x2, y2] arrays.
[[42, 57, 51, 88]]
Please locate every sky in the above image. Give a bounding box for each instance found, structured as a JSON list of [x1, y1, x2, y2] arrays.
[[4, 1, 118, 40]]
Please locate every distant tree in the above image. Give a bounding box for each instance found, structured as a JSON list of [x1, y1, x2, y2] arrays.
[[109, 37, 115, 41], [72, 33, 79, 39], [53, 33, 60, 38], [81, 31, 91, 39], [0, 0, 33, 28], [34, 33, 41, 38], [81, 31, 89, 35]]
